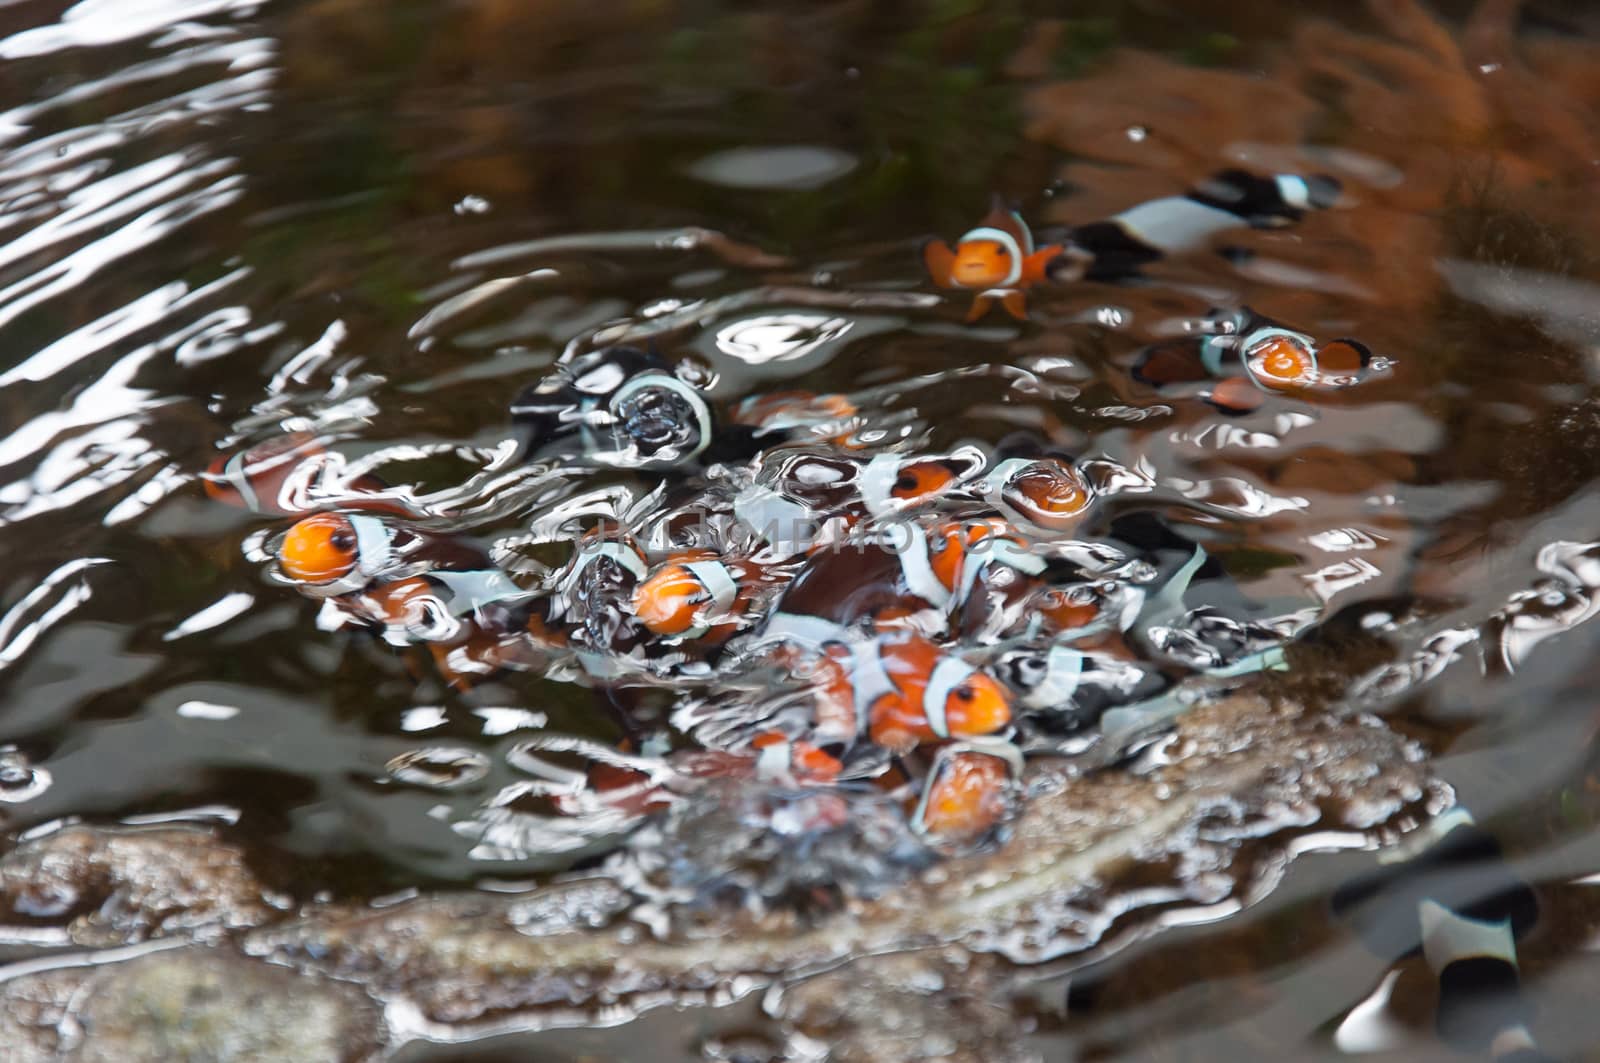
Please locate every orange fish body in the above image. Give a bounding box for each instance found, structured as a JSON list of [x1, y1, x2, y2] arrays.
[[924, 201, 1062, 321], [1132, 316, 1372, 415], [631, 550, 771, 645], [863, 630, 1011, 753], [911, 743, 1022, 840]]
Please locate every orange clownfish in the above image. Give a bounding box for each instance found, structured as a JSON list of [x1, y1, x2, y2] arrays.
[[859, 630, 1012, 753], [911, 741, 1023, 840], [631, 551, 769, 644], [1132, 317, 1373, 416], [757, 617, 1012, 753], [976, 456, 1096, 533], [923, 200, 1062, 322]]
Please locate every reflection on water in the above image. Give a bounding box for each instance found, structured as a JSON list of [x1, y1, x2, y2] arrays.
[[4, 0, 1600, 1058]]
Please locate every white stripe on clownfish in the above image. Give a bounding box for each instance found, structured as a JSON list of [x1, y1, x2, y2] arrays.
[[859, 452, 904, 519], [921, 655, 977, 740], [1110, 197, 1254, 256], [681, 560, 739, 615], [755, 737, 796, 781], [956, 226, 1025, 287], [952, 533, 1048, 611], [662, 559, 741, 642], [1199, 335, 1231, 378], [220, 450, 262, 513], [1240, 326, 1318, 393], [762, 609, 852, 652], [429, 568, 529, 616], [894, 523, 953, 611], [1022, 643, 1087, 710], [1275, 174, 1313, 211], [847, 638, 899, 736], [733, 483, 816, 557]]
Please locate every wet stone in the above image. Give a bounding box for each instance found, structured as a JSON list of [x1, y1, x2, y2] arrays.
[[0, 826, 279, 947], [781, 951, 1026, 1063], [68, 948, 384, 1063], [0, 697, 1442, 1054]]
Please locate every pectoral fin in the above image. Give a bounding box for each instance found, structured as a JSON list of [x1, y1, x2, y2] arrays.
[[923, 239, 957, 288], [1208, 375, 1267, 415]]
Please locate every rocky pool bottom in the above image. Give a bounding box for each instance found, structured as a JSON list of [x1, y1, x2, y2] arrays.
[[0, 694, 1445, 1061]]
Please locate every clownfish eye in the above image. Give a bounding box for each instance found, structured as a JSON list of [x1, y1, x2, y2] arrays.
[[953, 683, 975, 702], [1245, 334, 1315, 389], [891, 462, 956, 500], [279, 513, 359, 583]]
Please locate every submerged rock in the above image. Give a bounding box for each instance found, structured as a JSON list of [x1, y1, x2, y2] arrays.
[[0, 695, 1442, 1060], [0, 949, 383, 1063], [0, 825, 281, 948]]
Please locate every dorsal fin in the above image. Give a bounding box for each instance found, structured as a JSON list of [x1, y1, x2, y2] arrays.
[[975, 195, 1033, 254]]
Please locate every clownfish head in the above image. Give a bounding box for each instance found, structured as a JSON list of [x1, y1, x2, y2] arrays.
[[278, 513, 361, 583], [868, 635, 1013, 750], [891, 460, 961, 503], [940, 669, 1013, 737], [913, 744, 1021, 840], [952, 239, 1016, 289], [990, 457, 1093, 531], [1242, 330, 1317, 392], [631, 554, 740, 638], [927, 519, 1017, 593], [860, 450, 983, 519]]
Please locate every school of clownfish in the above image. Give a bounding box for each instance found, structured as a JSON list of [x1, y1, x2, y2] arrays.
[[202, 169, 1380, 845]]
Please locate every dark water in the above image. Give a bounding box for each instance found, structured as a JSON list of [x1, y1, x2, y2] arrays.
[[5, 0, 1600, 1058]]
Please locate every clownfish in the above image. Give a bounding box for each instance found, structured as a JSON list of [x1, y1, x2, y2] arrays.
[[203, 433, 397, 516], [359, 571, 534, 689], [974, 455, 1096, 534], [1132, 313, 1373, 415], [757, 618, 1012, 753], [275, 512, 497, 598], [910, 740, 1023, 840], [732, 449, 982, 559], [1062, 170, 1342, 283], [510, 346, 721, 470], [631, 551, 773, 644], [548, 525, 653, 667], [923, 199, 1063, 321], [994, 642, 1156, 723]]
